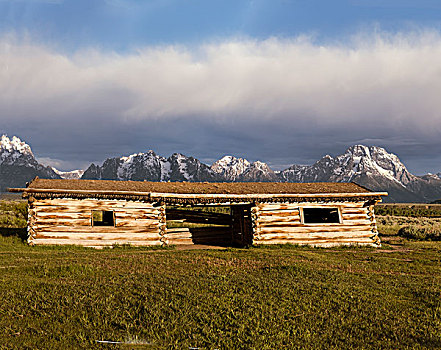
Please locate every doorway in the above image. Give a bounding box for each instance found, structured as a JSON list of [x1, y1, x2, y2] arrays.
[[164, 204, 254, 247], [231, 204, 253, 247], [165, 205, 233, 246]]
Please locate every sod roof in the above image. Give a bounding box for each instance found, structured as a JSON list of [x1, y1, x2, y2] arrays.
[[24, 178, 372, 195]]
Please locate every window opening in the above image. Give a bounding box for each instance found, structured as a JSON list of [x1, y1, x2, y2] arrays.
[[302, 207, 341, 224], [92, 210, 115, 226]]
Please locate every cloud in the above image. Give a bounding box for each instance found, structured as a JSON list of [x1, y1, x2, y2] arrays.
[[1, 30, 441, 172]]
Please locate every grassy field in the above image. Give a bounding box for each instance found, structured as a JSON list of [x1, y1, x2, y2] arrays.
[[0, 201, 440, 349], [375, 203, 441, 218]]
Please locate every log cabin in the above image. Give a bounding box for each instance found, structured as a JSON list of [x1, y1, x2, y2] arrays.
[[10, 178, 387, 248]]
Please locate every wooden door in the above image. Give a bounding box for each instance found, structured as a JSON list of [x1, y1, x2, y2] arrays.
[[231, 205, 253, 247]]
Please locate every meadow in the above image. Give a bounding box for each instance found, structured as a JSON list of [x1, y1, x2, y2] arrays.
[[0, 201, 440, 349]]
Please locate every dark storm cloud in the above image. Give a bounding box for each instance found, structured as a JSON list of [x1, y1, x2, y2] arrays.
[[1, 32, 441, 173]]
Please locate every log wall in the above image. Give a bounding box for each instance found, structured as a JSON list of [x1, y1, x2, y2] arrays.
[[252, 201, 380, 247], [28, 198, 164, 247]]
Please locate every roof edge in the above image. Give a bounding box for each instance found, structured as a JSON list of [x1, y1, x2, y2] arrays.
[[9, 187, 388, 198]]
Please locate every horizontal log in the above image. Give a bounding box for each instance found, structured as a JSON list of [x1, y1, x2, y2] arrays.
[[115, 219, 162, 227], [165, 228, 191, 233], [259, 224, 372, 234], [259, 220, 371, 228], [254, 239, 377, 247], [34, 215, 162, 226], [29, 238, 162, 246], [257, 210, 300, 217], [166, 238, 195, 245], [35, 212, 89, 219], [33, 232, 161, 240], [33, 210, 160, 219], [33, 198, 158, 209], [340, 208, 369, 215], [341, 214, 369, 220], [34, 219, 92, 226], [33, 206, 161, 215], [114, 210, 160, 220], [341, 219, 373, 225], [164, 233, 193, 239], [256, 231, 374, 240], [32, 225, 160, 234], [257, 204, 300, 211], [258, 202, 367, 211], [257, 215, 301, 223]]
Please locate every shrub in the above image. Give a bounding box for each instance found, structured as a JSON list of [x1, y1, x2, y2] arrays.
[[398, 223, 441, 241]]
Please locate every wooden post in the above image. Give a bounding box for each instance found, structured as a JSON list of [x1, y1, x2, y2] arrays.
[[158, 204, 167, 246]]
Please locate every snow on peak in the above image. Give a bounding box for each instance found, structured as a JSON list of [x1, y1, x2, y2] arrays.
[[333, 144, 414, 185], [1, 134, 32, 154], [117, 150, 166, 180], [0, 135, 35, 164], [280, 144, 415, 187], [251, 160, 270, 171], [211, 155, 251, 181], [52, 168, 85, 180]]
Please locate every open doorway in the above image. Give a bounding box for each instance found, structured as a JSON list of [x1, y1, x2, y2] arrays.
[[165, 204, 254, 247], [165, 205, 233, 246]]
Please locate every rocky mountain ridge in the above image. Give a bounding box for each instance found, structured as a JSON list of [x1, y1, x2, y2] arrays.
[[1, 134, 440, 202], [0, 135, 59, 191], [278, 145, 441, 202], [210, 156, 279, 182], [82, 150, 221, 182]]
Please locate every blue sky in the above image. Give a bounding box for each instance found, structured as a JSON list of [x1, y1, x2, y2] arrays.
[[2, 0, 441, 50], [1, 0, 441, 173]]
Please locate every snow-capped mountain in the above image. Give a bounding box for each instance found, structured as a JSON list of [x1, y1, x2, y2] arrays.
[[0, 135, 34, 165], [0, 135, 59, 191], [211, 156, 279, 182], [2, 135, 441, 203], [238, 161, 279, 182], [279, 145, 441, 202], [52, 168, 85, 180], [82, 150, 221, 182], [280, 145, 414, 184], [211, 156, 251, 181]]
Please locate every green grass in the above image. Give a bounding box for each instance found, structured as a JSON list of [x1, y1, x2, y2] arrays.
[[377, 216, 441, 240], [375, 204, 441, 218], [0, 200, 27, 229], [1, 201, 440, 349], [0, 233, 440, 349]]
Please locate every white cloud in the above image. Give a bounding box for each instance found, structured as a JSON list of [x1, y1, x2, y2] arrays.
[[1, 30, 441, 173], [1, 31, 441, 132]]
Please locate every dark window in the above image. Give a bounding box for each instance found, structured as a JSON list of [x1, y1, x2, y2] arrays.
[[302, 207, 340, 224], [92, 210, 115, 226]]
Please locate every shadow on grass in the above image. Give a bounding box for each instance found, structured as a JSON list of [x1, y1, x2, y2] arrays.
[[0, 227, 27, 240]]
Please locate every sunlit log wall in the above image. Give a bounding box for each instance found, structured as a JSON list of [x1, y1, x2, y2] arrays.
[[252, 201, 380, 247], [27, 198, 164, 247]]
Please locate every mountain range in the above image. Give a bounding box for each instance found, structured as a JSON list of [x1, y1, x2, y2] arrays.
[[1, 135, 441, 203]]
